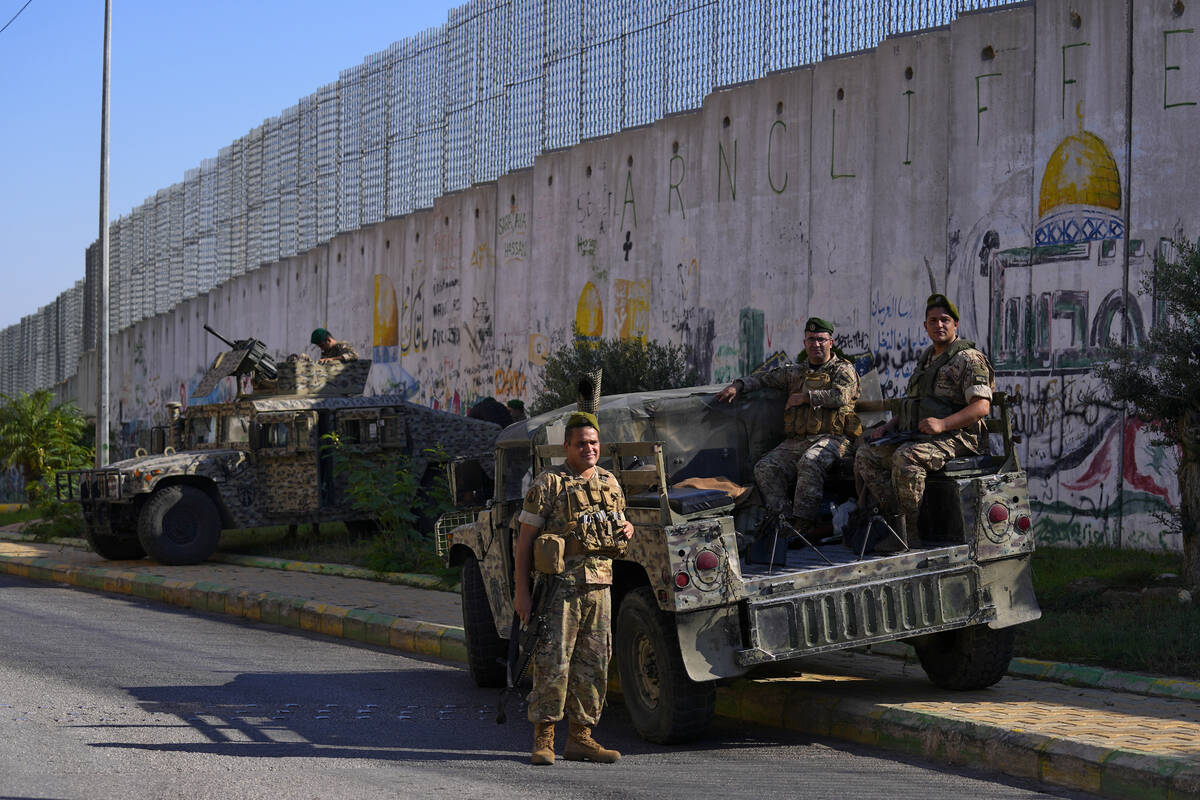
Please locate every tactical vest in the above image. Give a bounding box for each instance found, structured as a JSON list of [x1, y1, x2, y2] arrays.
[[896, 338, 983, 432], [550, 471, 628, 559], [782, 362, 862, 439]]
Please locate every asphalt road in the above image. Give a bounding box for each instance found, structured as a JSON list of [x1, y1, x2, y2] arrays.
[[0, 574, 1091, 800]]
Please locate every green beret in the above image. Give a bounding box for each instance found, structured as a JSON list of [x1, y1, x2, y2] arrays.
[[310, 327, 330, 345], [925, 294, 959, 321], [805, 317, 834, 335], [506, 399, 525, 410], [565, 411, 599, 432]]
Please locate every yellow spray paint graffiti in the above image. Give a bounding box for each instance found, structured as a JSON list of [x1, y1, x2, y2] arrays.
[[614, 278, 650, 341]]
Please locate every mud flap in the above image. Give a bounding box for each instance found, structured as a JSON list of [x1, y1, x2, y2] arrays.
[[980, 555, 1042, 628]]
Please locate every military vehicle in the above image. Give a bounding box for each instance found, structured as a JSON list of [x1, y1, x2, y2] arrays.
[[57, 330, 500, 566], [440, 374, 1039, 744]]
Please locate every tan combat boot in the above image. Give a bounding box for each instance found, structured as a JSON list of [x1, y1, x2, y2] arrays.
[[531, 721, 556, 765], [564, 721, 620, 763]]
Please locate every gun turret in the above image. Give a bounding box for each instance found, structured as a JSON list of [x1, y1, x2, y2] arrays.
[[191, 325, 279, 398]]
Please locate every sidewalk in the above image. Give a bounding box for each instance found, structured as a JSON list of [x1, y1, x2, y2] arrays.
[[1, 537, 1197, 800]]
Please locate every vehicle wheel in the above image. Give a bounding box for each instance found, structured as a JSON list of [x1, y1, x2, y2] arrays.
[[461, 553, 507, 688], [137, 485, 222, 565], [84, 524, 146, 560], [912, 624, 1016, 690], [615, 586, 715, 744]]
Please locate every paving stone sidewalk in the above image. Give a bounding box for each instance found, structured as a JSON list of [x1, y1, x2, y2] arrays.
[[1, 537, 1197, 799]]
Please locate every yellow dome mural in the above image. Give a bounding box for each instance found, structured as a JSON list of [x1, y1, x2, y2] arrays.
[[373, 274, 398, 347], [1038, 131, 1121, 217], [1035, 129, 1124, 247], [576, 281, 604, 337]]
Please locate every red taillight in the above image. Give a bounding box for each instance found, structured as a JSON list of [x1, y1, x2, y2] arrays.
[[696, 551, 719, 570], [1016, 515, 1031, 531], [988, 504, 1009, 524], [674, 572, 690, 588]]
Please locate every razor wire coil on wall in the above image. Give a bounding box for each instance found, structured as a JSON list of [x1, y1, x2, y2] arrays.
[[1, 0, 1021, 398]]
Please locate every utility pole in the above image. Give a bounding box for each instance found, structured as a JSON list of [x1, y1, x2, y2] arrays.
[[97, 0, 111, 466]]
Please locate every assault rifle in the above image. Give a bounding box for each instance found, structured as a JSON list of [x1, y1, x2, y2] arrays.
[[495, 573, 563, 724]]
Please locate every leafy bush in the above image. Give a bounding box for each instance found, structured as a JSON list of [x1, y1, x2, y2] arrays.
[[531, 330, 701, 415], [0, 390, 92, 504], [321, 433, 454, 573]]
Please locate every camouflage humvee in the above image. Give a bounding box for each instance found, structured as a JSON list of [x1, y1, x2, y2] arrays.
[[58, 344, 500, 566], [441, 376, 1040, 744]]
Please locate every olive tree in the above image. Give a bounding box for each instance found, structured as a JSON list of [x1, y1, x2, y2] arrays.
[[1095, 239, 1200, 588]]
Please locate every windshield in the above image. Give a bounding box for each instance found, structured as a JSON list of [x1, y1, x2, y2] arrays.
[[189, 416, 217, 445], [225, 415, 251, 444]]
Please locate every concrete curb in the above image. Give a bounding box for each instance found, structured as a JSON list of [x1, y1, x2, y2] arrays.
[[867, 641, 1200, 704], [712, 680, 1200, 800], [0, 550, 1196, 799], [0, 554, 468, 665], [0, 533, 458, 593]]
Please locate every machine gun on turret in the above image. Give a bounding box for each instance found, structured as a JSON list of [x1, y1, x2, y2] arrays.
[[190, 325, 280, 398]]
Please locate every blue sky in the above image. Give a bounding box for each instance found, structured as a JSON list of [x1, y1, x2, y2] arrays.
[[0, 0, 461, 330]]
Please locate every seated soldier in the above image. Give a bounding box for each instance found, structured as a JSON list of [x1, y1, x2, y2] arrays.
[[854, 294, 995, 552], [716, 317, 861, 540]]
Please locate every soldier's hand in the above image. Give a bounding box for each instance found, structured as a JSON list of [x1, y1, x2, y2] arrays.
[[619, 520, 634, 540], [715, 384, 738, 403], [785, 390, 809, 409], [918, 417, 947, 435], [514, 587, 532, 625]]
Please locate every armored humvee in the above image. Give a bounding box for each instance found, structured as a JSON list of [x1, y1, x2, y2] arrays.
[[441, 377, 1040, 744], [57, 338, 500, 566]]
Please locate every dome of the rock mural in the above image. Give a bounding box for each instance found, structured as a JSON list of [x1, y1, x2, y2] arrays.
[[1035, 129, 1123, 246]]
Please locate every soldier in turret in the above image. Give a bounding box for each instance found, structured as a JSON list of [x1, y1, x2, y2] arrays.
[[854, 294, 995, 552], [513, 411, 632, 766], [716, 317, 861, 540], [310, 328, 359, 363]]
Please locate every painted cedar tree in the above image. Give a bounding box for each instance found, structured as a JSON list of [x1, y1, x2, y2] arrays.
[[1094, 239, 1200, 589], [531, 331, 701, 416]]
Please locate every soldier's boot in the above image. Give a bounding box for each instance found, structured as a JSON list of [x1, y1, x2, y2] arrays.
[[531, 721, 556, 765], [564, 722, 620, 763]]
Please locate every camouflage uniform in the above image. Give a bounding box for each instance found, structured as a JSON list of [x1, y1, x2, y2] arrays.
[[518, 464, 625, 726], [322, 341, 358, 362], [855, 339, 994, 530], [739, 358, 860, 526]]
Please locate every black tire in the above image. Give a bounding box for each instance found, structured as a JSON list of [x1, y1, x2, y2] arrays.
[[912, 624, 1016, 690], [84, 524, 146, 560], [461, 553, 507, 688], [615, 586, 716, 744], [137, 485, 222, 566]]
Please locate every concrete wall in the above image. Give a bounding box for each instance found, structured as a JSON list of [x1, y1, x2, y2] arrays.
[[95, 1, 1194, 551]]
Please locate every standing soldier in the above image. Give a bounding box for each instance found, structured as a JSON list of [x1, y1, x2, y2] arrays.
[[310, 328, 359, 363], [854, 294, 994, 552], [513, 411, 633, 766], [716, 317, 861, 539]]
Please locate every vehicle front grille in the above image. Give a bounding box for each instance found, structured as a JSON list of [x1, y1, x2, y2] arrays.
[[434, 509, 479, 557]]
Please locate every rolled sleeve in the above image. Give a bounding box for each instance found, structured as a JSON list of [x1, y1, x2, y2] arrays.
[[517, 509, 545, 529]]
